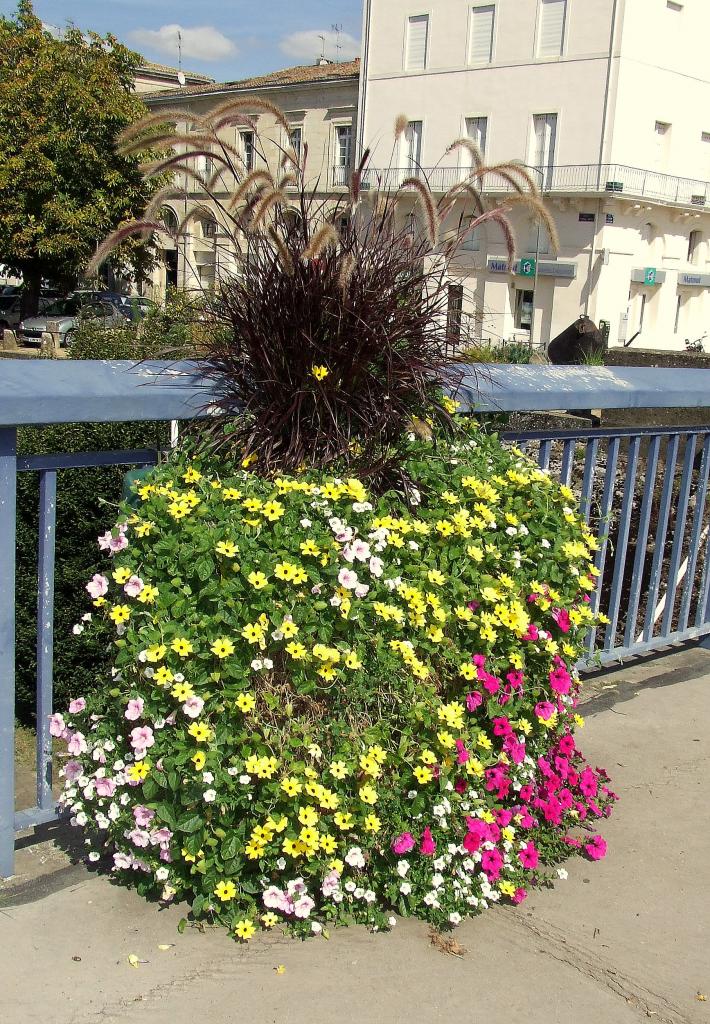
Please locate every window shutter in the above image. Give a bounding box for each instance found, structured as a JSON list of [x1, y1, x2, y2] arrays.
[[406, 15, 429, 70], [538, 0, 566, 57], [466, 116, 488, 157], [470, 6, 495, 64]]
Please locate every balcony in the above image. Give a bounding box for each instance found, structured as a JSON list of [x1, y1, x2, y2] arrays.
[[357, 163, 710, 209]]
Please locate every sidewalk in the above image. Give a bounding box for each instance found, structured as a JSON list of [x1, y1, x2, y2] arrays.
[[2, 645, 708, 1024]]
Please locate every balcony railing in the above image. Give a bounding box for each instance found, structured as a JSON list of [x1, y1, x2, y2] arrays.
[[331, 163, 353, 187], [2, 359, 710, 877], [359, 163, 710, 208]]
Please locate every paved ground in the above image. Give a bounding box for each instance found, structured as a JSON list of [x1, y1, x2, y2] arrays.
[[2, 644, 709, 1024]]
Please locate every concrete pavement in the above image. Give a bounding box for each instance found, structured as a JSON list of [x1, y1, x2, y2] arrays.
[[1, 644, 708, 1024]]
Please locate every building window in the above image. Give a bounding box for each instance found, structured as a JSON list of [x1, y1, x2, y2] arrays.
[[196, 152, 215, 179], [702, 132, 710, 144], [537, 0, 566, 58], [160, 207, 179, 234], [461, 223, 481, 252], [288, 127, 302, 161], [406, 14, 429, 71], [403, 120, 423, 171], [240, 131, 255, 172], [525, 222, 550, 255], [688, 230, 702, 264], [335, 124, 353, 168], [530, 113, 557, 188], [655, 121, 671, 136], [465, 116, 488, 159], [470, 5, 495, 64], [201, 216, 218, 239], [447, 284, 464, 345], [515, 289, 534, 332]]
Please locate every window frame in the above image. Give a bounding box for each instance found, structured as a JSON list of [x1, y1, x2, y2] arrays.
[[468, 3, 496, 66], [535, 0, 568, 60], [404, 12, 431, 72], [333, 122, 354, 169]]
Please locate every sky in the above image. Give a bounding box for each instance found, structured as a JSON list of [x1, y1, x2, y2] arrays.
[[0, 0, 364, 81]]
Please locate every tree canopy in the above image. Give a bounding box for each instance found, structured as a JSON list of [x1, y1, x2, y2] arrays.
[[0, 1, 161, 312]]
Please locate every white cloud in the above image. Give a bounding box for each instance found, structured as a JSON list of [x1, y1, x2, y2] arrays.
[[279, 29, 360, 63], [129, 24, 237, 63]]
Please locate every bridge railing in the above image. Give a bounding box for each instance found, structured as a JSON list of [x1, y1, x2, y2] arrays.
[[1, 359, 710, 876]]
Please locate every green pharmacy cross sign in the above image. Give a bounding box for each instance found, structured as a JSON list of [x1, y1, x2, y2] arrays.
[[518, 257, 536, 278], [644, 267, 657, 286]]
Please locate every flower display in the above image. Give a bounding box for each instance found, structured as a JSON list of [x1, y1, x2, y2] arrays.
[[56, 422, 616, 940]]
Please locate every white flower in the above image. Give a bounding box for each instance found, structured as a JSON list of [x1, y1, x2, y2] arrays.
[[344, 880, 357, 893], [276, 857, 287, 870], [119, 793, 130, 806], [557, 868, 569, 881], [332, 890, 344, 903], [505, 526, 518, 536], [541, 538, 551, 548], [354, 887, 365, 900], [173, 672, 184, 683], [75, 811, 88, 826], [329, 594, 342, 607], [227, 766, 239, 776], [354, 583, 370, 598], [364, 890, 376, 903], [87, 851, 100, 862], [449, 912, 462, 926], [81, 612, 92, 622], [263, 659, 274, 670], [300, 518, 312, 528], [250, 659, 263, 671], [407, 790, 417, 799], [202, 772, 214, 784], [155, 867, 169, 881], [399, 882, 412, 895], [388, 916, 397, 927], [396, 859, 410, 877], [311, 921, 323, 934], [239, 774, 251, 785], [203, 789, 217, 802], [408, 541, 419, 550], [352, 501, 373, 513], [72, 624, 85, 636], [345, 846, 365, 868], [433, 804, 446, 818], [423, 892, 440, 908], [431, 873, 444, 888], [433, 856, 446, 870]]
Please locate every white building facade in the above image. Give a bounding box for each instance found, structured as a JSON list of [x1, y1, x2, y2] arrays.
[[358, 0, 710, 351]]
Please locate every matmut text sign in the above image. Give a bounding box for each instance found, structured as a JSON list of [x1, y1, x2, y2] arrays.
[[487, 259, 577, 279]]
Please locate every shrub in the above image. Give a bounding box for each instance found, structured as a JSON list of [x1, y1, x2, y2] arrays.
[[54, 422, 616, 938]]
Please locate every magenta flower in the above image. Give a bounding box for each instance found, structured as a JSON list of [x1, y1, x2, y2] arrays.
[[466, 691, 483, 712], [391, 832, 415, 855], [455, 739, 470, 765], [506, 670, 524, 689], [86, 574, 109, 599], [492, 716, 513, 737], [125, 698, 144, 721], [95, 777, 116, 798], [535, 700, 557, 722], [585, 835, 608, 861], [463, 830, 481, 854], [419, 826, 436, 856], [481, 848, 503, 880], [512, 887, 527, 904], [64, 760, 82, 781], [123, 575, 144, 598], [551, 608, 571, 633], [522, 623, 539, 641], [519, 841, 539, 870], [48, 712, 66, 738], [558, 734, 575, 756], [129, 725, 155, 752], [133, 805, 155, 827], [68, 697, 86, 715]]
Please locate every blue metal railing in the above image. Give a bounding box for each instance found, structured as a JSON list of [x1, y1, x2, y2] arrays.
[[2, 359, 710, 877]]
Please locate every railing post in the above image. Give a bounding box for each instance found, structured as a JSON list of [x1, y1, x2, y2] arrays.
[[36, 470, 57, 812], [0, 426, 17, 877]]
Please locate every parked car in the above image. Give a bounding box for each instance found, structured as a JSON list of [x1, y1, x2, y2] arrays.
[[0, 291, 60, 332], [17, 297, 125, 348], [118, 296, 156, 321]]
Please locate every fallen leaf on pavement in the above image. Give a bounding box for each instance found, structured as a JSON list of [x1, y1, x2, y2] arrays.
[[274, 965, 286, 975], [428, 928, 467, 958]]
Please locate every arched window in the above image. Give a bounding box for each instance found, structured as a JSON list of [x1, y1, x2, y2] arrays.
[[160, 207, 179, 234], [688, 229, 703, 264], [201, 216, 218, 239]]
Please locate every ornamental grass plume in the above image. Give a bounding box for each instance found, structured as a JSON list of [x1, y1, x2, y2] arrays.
[[91, 100, 555, 477]]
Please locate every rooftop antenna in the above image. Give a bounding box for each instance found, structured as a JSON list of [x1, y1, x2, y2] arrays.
[[177, 29, 186, 86], [332, 23, 343, 62]]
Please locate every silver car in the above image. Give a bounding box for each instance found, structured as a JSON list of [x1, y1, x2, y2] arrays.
[[0, 292, 58, 332], [17, 296, 125, 348]]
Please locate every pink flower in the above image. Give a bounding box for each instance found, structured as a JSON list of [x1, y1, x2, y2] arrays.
[[263, 885, 288, 910], [585, 835, 608, 861], [68, 697, 86, 715], [472, 654, 486, 669], [64, 760, 82, 781], [419, 826, 436, 856], [337, 567, 359, 590], [66, 731, 87, 755], [97, 531, 112, 551], [551, 608, 571, 633], [86, 574, 109, 599], [506, 670, 524, 690], [321, 870, 341, 897], [109, 533, 128, 554], [391, 832, 415, 855], [128, 828, 151, 848], [125, 698, 144, 721], [466, 691, 483, 712], [492, 716, 512, 737], [133, 805, 155, 827], [123, 575, 144, 598], [463, 831, 481, 854], [558, 734, 575, 756], [455, 739, 470, 765], [129, 726, 155, 752], [113, 851, 133, 870], [95, 777, 116, 798], [512, 887, 527, 904], [481, 848, 503, 881], [182, 696, 204, 719], [151, 827, 173, 848], [354, 583, 370, 598], [519, 841, 539, 870], [522, 624, 539, 641], [369, 556, 384, 577], [535, 700, 557, 722], [293, 894, 315, 919], [48, 713, 66, 738]]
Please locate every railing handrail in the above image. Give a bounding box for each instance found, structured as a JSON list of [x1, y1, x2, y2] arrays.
[[3, 360, 710, 427]]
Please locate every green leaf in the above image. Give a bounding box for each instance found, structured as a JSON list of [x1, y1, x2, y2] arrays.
[[178, 813, 203, 834]]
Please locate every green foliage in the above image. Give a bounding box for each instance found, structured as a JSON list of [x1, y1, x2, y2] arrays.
[[0, 1, 161, 306], [55, 424, 615, 937], [69, 289, 201, 361], [455, 342, 533, 365]]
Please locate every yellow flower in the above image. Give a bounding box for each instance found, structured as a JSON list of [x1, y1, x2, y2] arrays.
[[333, 812, 354, 830], [236, 692, 256, 713], [109, 604, 131, 624], [319, 789, 340, 810], [329, 858, 344, 874], [329, 760, 348, 779], [574, 714, 585, 728], [282, 837, 301, 857], [285, 641, 307, 660], [240, 622, 265, 645], [125, 760, 150, 782], [363, 813, 381, 833], [299, 826, 319, 848], [191, 751, 206, 770], [477, 732, 492, 750], [427, 568, 446, 585], [299, 539, 321, 557], [319, 834, 337, 854], [247, 570, 269, 591], [280, 618, 299, 638], [413, 765, 433, 785], [274, 562, 297, 581], [255, 756, 279, 779], [420, 749, 437, 765], [216, 540, 239, 558], [280, 776, 302, 797], [153, 665, 173, 686], [214, 880, 237, 902], [498, 880, 516, 898], [234, 918, 256, 940], [183, 466, 202, 483], [211, 637, 235, 659], [442, 396, 460, 414], [137, 585, 158, 605], [170, 637, 193, 657], [358, 784, 378, 805], [262, 912, 279, 928], [241, 453, 258, 469], [459, 662, 477, 680], [467, 544, 484, 562], [222, 487, 242, 501], [311, 364, 329, 381], [244, 842, 265, 860], [359, 754, 381, 778], [262, 500, 285, 521], [437, 731, 455, 750], [188, 722, 212, 743], [112, 567, 132, 585], [427, 626, 444, 643], [298, 805, 319, 827]]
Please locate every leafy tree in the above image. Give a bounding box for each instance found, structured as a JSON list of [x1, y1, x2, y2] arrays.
[[0, 1, 161, 315]]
